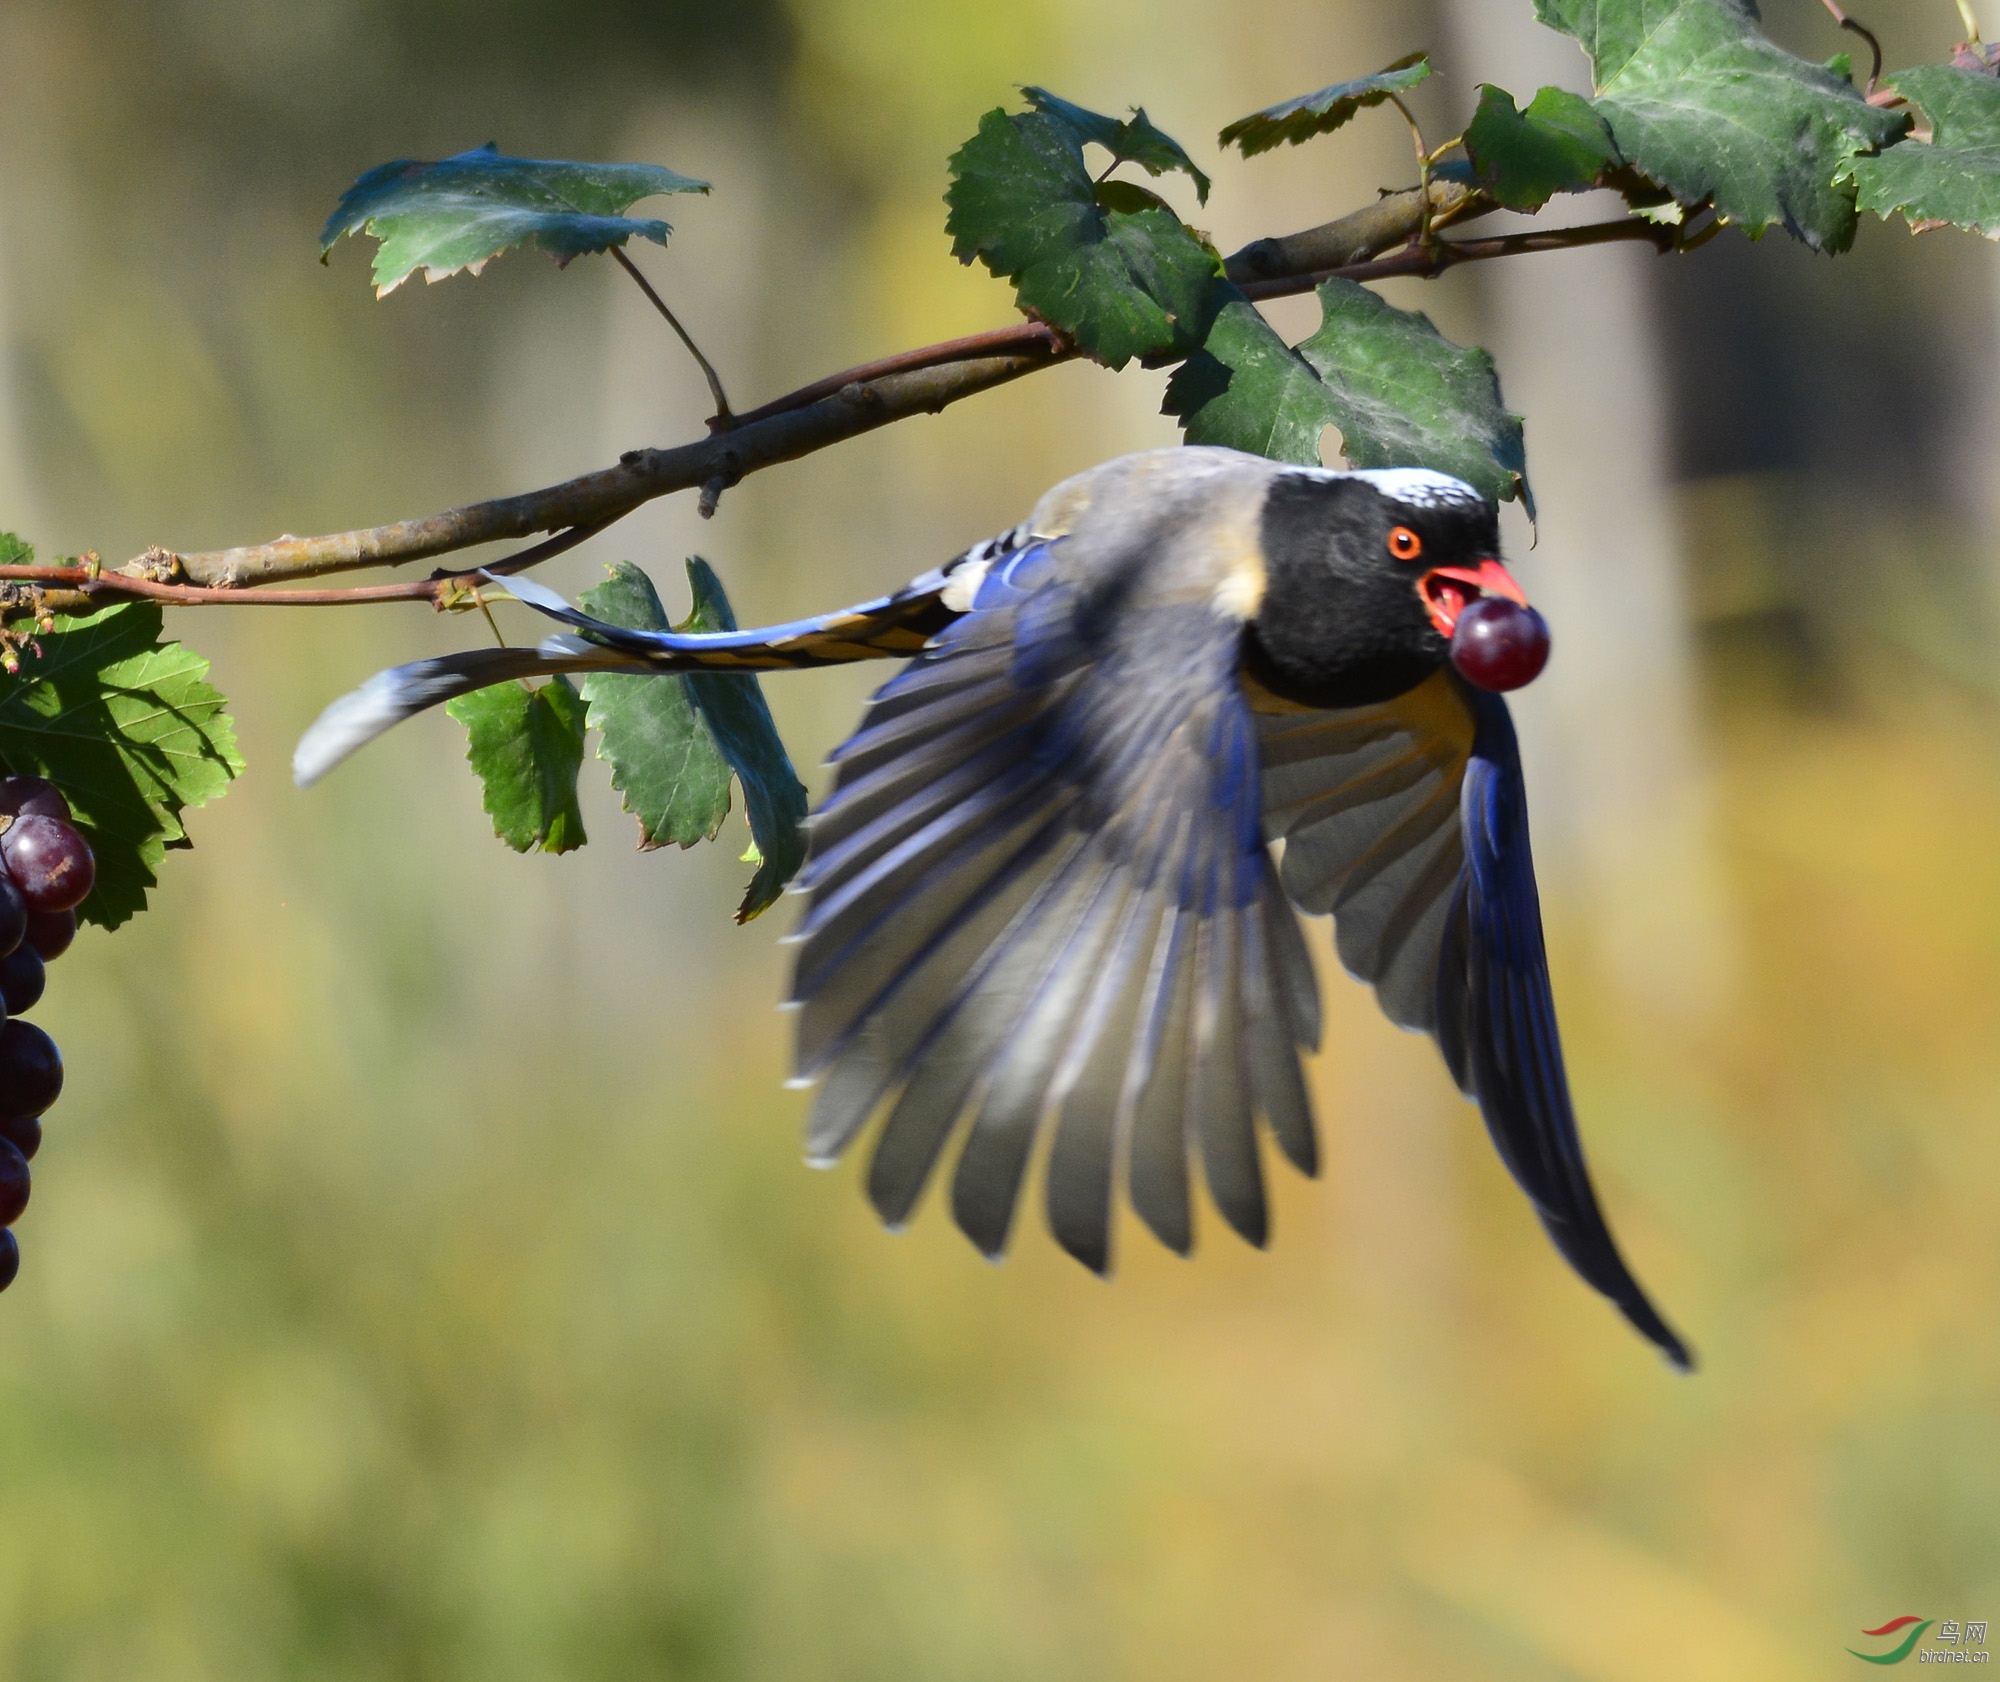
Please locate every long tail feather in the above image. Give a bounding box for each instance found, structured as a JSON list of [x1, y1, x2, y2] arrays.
[[294, 571, 965, 791], [291, 640, 646, 788], [492, 570, 957, 670]]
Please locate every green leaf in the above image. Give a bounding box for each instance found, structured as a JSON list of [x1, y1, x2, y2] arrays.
[[578, 561, 733, 849], [1163, 283, 1531, 511], [322, 143, 709, 297], [674, 560, 809, 923], [1534, 0, 1907, 251], [946, 108, 1222, 369], [0, 598, 242, 929], [446, 676, 587, 854], [1463, 84, 1622, 210], [1217, 53, 1430, 159], [1298, 280, 1531, 513], [1846, 65, 2000, 239], [0, 533, 29, 568], [1162, 290, 1342, 466], [1020, 87, 1212, 203]]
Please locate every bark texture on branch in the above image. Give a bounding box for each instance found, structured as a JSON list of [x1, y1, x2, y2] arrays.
[[75, 173, 1680, 605]]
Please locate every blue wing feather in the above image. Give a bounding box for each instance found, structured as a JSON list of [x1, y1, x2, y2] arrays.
[[1451, 692, 1693, 1370], [791, 534, 1323, 1269]]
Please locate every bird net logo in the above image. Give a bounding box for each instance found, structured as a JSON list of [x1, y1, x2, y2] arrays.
[[1849, 1618, 1990, 1665]]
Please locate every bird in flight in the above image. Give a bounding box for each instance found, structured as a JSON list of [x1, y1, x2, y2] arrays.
[[296, 446, 1690, 1369]]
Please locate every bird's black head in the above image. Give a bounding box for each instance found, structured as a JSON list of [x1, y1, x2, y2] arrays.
[[1244, 468, 1525, 709]]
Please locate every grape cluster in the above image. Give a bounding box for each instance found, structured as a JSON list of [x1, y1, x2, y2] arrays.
[[0, 778, 92, 1294]]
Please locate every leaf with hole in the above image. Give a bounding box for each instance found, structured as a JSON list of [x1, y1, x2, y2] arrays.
[[1845, 65, 2000, 239], [1020, 87, 1212, 203], [1535, 0, 1906, 251], [1464, 84, 1622, 210], [448, 675, 588, 854], [322, 143, 709, 296], [0, 590, 242, 929], [1217, 53, 1430, 159], [946, 107, 1222, 369], [1298, 280, 1531, 513]]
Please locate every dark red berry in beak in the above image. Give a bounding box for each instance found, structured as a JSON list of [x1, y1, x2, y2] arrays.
[[1450, 597, 1551, 692]]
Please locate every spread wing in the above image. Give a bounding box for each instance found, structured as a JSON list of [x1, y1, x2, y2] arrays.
[[789, 540, 1322, 1273], [1259, 674, 1692, 1369]]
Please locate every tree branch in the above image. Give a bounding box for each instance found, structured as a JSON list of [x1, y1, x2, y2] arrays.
[[85, 181, 1684, 609]]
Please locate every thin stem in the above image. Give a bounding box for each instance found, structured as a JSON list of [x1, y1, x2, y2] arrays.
[[1388, 94, 1435, 243], [722, 322, 1066, 430], [1816, 0, 1886, 90], [1424, 132, 1465, 169], [1957, 0, 1982, 44], [1236, 215, 1677, 299], [609, 245, 734, 426], [1674, 211, 1729, 254]]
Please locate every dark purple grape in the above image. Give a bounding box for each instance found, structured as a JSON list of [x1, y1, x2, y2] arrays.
[[0, 1230, 16, 1292], [0, 874, 23, 961], [0, 778, 71, 824], [25, 909, 75, 962], [0, 947, 44, 1016], [1450, 598, 1551, 692], [0, 1115, 39, 1162], [0, 1137, 28, 1226], [1, 815, 95, 912], [0, 1023, 61, 1120]]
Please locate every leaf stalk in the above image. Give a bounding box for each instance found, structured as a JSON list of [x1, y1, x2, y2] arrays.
[[608, 245, 735, 427]]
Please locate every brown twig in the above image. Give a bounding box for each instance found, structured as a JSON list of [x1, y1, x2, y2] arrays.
[[95, 184, 1697, 609], [719, 322, 1068, 430], [1, 521, 615, 615], [1816, 0, 1886, 93]]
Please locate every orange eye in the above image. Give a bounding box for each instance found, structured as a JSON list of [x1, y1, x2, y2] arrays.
[[1387, 526, 1423, 563]]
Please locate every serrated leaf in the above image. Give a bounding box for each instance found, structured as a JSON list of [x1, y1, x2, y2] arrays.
[[0, 601, 242, 929], [674, 560, 809, 923], [578, 562, 733, 850], [0, 533, 29, 568], [1162, 290, 1342, 465], [322, 143, 709, 297], [945, 108, 1222, 369], [1217, 53, 1430, 159], [1845, 65, 2000, 239], [447, 675, 587, 854], [1535, 0, 1906, 251], [1464, 84, 1622, 210], [1020, 87, 1212, 203], [1299, 280, 1532, 513]]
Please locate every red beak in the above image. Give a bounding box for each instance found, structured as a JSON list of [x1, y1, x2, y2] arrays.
[[1417, 558, 1528, 638]]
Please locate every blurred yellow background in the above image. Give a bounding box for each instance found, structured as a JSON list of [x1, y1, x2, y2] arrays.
[[1, 0, 1998, 1676]]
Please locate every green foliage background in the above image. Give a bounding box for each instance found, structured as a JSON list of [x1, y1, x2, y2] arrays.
[[0, 0, 1998, 1678]]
